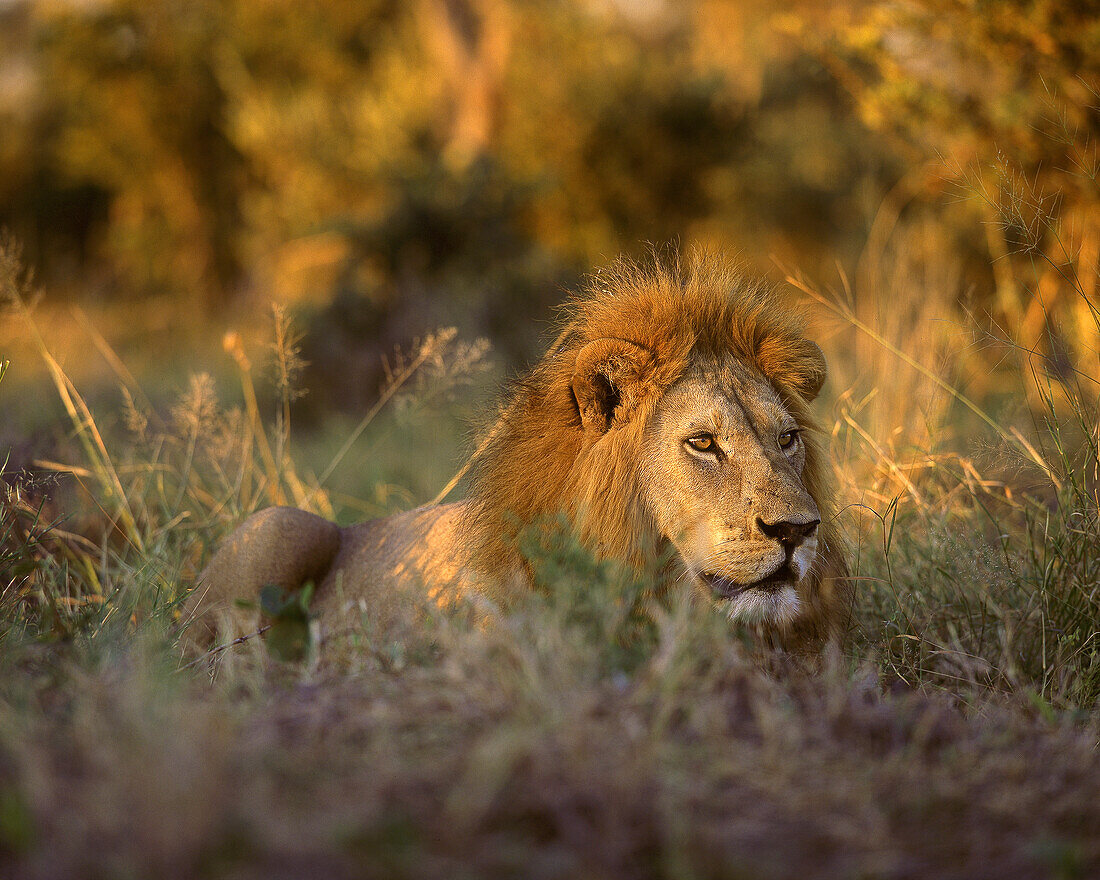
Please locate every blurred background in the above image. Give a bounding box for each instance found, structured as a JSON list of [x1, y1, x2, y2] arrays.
[[1, 0, 1097, 510]]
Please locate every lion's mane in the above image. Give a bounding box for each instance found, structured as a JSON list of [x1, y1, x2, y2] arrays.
[[465, 253, 850, 642]]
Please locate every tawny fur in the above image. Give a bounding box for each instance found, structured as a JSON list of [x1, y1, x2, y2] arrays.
[[182, 253, 851, 653]]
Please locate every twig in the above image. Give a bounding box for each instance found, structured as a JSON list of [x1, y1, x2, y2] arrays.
[[179, 624, 272, 671], [430, 416, 504, 506]]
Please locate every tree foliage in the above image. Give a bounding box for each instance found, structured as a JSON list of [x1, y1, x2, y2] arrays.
[[0, 2, 888, 327]]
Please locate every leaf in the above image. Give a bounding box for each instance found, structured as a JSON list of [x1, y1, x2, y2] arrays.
[[0, 787, 34, 855], [298, 580, 315, 614], [264, 617, 312, 664], [1027, 690, 1058, 725], [259, 584, 285, 618], [256, 582, 315, 663]]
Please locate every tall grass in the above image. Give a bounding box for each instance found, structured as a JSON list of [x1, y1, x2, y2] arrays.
[[2, 169, 1100, 875], [783, 156, 1100, 711], [0, 235, 486, 661]]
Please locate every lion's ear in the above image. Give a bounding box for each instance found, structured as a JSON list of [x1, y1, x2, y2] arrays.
[[572, 338, 655, 434], [758, 337, 828, 402]]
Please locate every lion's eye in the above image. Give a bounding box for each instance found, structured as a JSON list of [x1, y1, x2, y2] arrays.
[[685, 434, 717, 454], [778, 429, 799, 450]]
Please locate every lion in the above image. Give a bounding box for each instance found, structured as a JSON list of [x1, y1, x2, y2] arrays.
[[182, 254, 850, 654]]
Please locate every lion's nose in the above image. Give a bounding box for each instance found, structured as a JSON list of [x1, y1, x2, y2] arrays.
[[756, 517, 819, 546]]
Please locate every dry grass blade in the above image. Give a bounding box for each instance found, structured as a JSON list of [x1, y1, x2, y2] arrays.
[[318, 329, 454, 488], [784, 268, 1028, 456], [70, 304, 161, 426], [17, 302, 144, 553], [224, 331, 287, 507], [841, 412, 925, 508], [1009, 426, 1064, 491]]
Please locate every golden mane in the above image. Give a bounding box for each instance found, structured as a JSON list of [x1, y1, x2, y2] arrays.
[[466, 253, 847, 626]]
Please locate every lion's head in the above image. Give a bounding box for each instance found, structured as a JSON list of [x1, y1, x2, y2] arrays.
[[640, 354, 827, 630], [468, 254, 849, 647]]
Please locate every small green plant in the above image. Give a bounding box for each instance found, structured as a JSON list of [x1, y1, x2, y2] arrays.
[[257, 582, 315, 664], [0, 360, 65, 644], [519, 516, 663, 675]]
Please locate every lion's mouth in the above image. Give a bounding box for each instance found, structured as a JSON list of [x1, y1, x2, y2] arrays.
[[701, 563, 794, 600]]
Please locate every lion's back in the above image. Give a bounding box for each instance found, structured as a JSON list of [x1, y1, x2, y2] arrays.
[[311, 501, 479, 631]]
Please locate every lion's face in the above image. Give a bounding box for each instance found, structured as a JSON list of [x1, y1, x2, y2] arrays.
[[640, 357, 820, 629]]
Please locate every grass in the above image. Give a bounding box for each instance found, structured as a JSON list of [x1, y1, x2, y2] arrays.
[[2, 184, 1100, 877]]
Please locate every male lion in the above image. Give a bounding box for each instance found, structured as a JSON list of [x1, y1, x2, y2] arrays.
[[184, 256, 850, 653]]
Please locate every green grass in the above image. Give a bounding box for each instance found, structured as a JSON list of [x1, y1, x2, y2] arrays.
[[3, 575, 1099, 878]]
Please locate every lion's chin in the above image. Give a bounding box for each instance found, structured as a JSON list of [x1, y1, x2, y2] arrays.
[[697, 567, 805, 630], [722, 583, 803, 629]]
